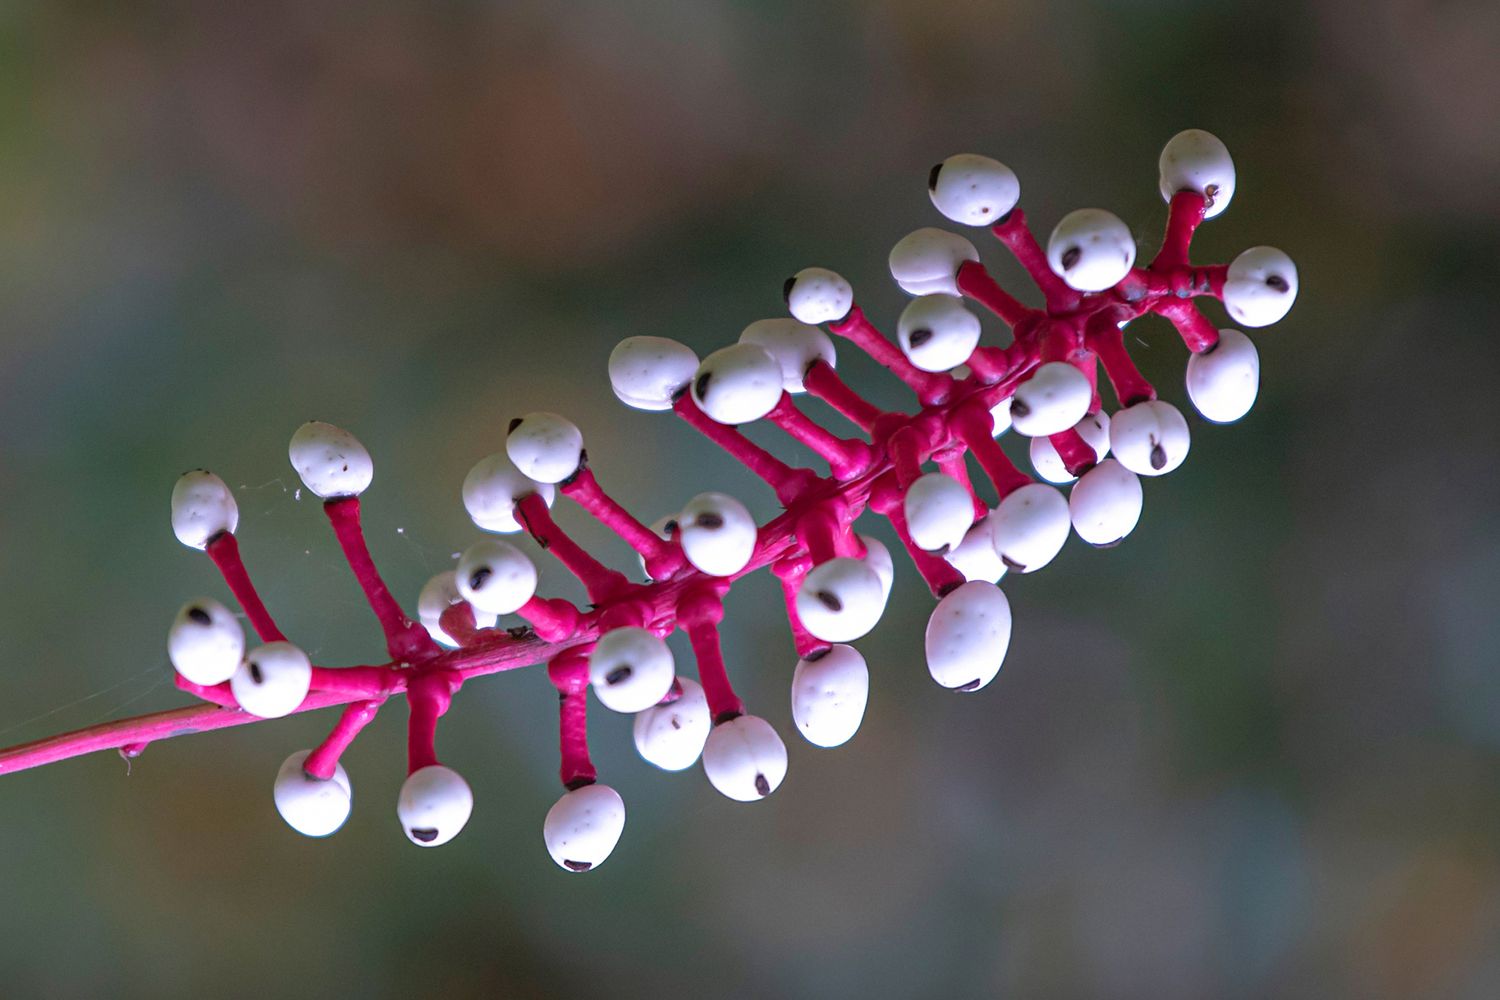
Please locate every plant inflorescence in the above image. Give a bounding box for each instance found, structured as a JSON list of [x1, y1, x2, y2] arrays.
[[0, 130, 1296, 871]]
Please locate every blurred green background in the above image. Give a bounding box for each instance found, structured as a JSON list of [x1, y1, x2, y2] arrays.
[[2, 1, 1497, 997]]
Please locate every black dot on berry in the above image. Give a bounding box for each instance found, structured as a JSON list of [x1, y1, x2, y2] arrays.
[[564, 860, 593, 872], [927, 163, 943, 192], [1061, 246, 1082, 270], [410, 828, 439, 843], [187, 606, 212, 626], [695, 371, 713, 398], [816, 590, 843, 612], [754, 774, 771, 797], [696, 512, 724, 530], [1265, 274, 1289, 293], [908, 327, 934, 348], [469, 566, 493, 590], [605, 665, 632, 686], [782, 276, 796, 306]]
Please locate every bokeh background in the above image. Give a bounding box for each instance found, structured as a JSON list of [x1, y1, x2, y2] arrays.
[[2, 1, 1498, 997]]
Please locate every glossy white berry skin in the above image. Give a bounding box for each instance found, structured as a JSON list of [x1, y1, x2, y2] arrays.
[[1010, 362, 1093, 437], [273, 750, 352, 838], [288, 421, 373, 499], [791, 644, 869, 748], [1069, 459, 1144, 547], [1109, 400, 1191, 476], [397, 765, 473, 847], [170, 470, 239, 549], [505, 412, 584, 485], [462, 452, 555, 534], [990, 483, 1071, 574], [784, 267, 854, 325], [796, 557, 886, 642], [904, 472, 976, 553], [858, 533, 894, 604], [702, 715, 788, 802], [1047, 209, 1137, 292], [739, 318, 836, 394], [543, 783, 626, 872], [167, 598, 246, 686], [1224, 246, 1298, 328], [888, 228, 980, 296], [589, 627, 676, 714], [1030, 411, 1111, 484], [1158, 129, 1235, 219], [455, 538, 538, 615], [678, 492, 757, 577], [989, 398, 1013, 437], [417, 571, 497, 648], [633, 677, 711, 771], [928, 154, 1021, 227], [691, 343, 784, 425], [231, 641, 312, 719], [944, 516, 1007, 584], [897, 295, 982, 373], [608, 336, 699, 411], [1186, 329, 1260, 423], [925, 581, 1012, 692]]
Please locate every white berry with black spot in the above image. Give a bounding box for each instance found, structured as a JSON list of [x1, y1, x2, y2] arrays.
[[168, 598, 246, 686], [989, 397, 1013, 437], [1047, 209, 1137, 292], [170, 470, 239, 549], [702, 714, 788, 802], [990, 483, 1070, 573], [273, 750, 352, 838], [1109, 400, 1190, 476], [231, 641, 312, 719], [1224, 246, 1298, 328], [397, 765, 473, 847], [678, 492, 757, 577], [455, 538, 538, 615], [1010, 362, 1094, 437], [791, 644, 869, 748], [506, 412, 584, 485], [928, 154, 1020, 227], [784, 267, 853, 325], [796, 557, 886, 642], [1030, 411, 1111, 484], [417, 571, 497, 648], [544, 783, 626, 873], [1186, 328, 1259, 423], [888, 228, 980, 296], [690, 343, 784, 425], [1069, 459, 1144, 547], [589, 627, 676, 714], [897, 294, 982, 373], [462, 452, 555, 534], [1159, 129, 1235, 219], [904, 472, 976, 553], [633, 677, 711, 771], [608, 336, 699, 411], [288, 421, 373, 499], [925, 581, 1012, 692], [945, 516, 1007, 584], [739, 318, 836, 394]]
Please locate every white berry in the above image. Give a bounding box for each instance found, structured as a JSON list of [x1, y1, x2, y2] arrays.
[[888, 228, 980, 296], [1029, 411, 1111, 484], [397, 765, 473, 847], [1069, 459, 1144, 547], [1010, 362, 1093, 437], [739, 318, 836, 393], [791, 644, 869, 748], [1186, 328, 1260, 423], [288, 421, 373, 499], [505, 412, 584, 485], [608, 336, 699, 411], [795, 557, 886, 642], [417, 571, 497, 648], [1109, 400, 1191, 476], [925, 581, 1012, 692], [455, 538, 538, 615], [1158, 129, 1235, 219], [990, 482, 1070, 573], [678, 492, 757, 577], [1224, 246, 1297, 327], [989, 397, 1013, 437], [462, 452, 555, 534], [633, 677, 711, 771], [904, 472, 976, 553], [858, 533, 894, 604], [543, 783, 626, 872], [691, 343, 784, 425], [168, 598, 246, 686], [231, 641, 312, 719], [170, 470, 239, 549], [273, 750, 352, 838], [928, 154, 1020, 227], [702, 715, 788, 802], [944, 516, 1007, 584], [897, 294, 982, 373], [1047, 209, 1137, 292], [589, 627, 676, 714], [784, 267, 854, 325]]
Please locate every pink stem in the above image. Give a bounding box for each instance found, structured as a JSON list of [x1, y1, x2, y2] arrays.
[[1152, 299, 1221, 354], [765, 394, 872, 480], [1152, 190, 1206, 271], [950, 401, 1032, 499], [1048, 429, 1099, 478], [406, 671, 456, 774], [991, 209, 1081, 313], [802, 361, 883, 433], [548, 649, 597, 790], [888, 426, 926, 490], [437, 601, 481, 646], [828, 306, 953, 406], [303, 698, 383, 780], [515, 595, 581, 642], [323, 498, 438, 663], [935, 448, 988, 520], [955, 260, 1031, 327], [561, 469, 685, 579], [516, 493, 630, 605], [677, 585, 743, 723], [205, 532, 285, 643], [309, 665, 400, 698], [796, 503, 858, 565], [672, 395, 811, 506], [772, 559, 826, 659], [1086, 312, 1157, 407], [869, 475, 966, 597]]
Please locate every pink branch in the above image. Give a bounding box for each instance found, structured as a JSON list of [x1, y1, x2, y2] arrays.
[[868, 474, 965, 597], [548, 649, 597, 790], [672, 395, 812, 506], [772, 558, 826, 659], [406, 671, 457, 774], [935, 447, 988, 520], [678, 584, 743, 723], [323, 498, 438, 663], [1086, 311, 1157, 407], [515, 595, 582, 642], [516, 493, 631, 605], [802, 361, 883, 433], [829, 306, 954, 405], [955, 260, 1031, 327], [1152, 190, 1206, 271], [561, 469, 685, 580], [205, 532, 285, 642], [304, 698, 383, 780], [950, 401, 1031, 499], [1153, 299, 1221, 354], [765, 394, 873, 480], [991, 209, 1081, 314]]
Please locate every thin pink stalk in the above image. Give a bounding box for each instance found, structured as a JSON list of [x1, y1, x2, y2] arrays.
[[304, 698, 383, 780], [935, 447, 988, 520], [672, 394, 811, 506], [515, 595, 582, 642], [802, 361, 883, 433], [990, 209, 1081, 313], [1086, 310, 1157, 407], [829, 306, 953, 406], [515, 493, 631, 605], [308, 665, 400, 699], [561, 469, 685, 579], [868, 475, 966, 597], [548, 649, 597, 790], [955, 260, 1031, 327], [205, 532, 285, 642], [1152, 190, 1207, 271], [677, 584, 743, 723], [950, 401, 1032, 499], [796, 502, 857, 565], [406, 671, 456, 774], [1152, 298, 1221, 354], [1048, 429, 1100, 478], [765, 394, 873, 479], [323, 498, 438, 663], [437, 601, 481, 646], [772, 558, 825, 659]]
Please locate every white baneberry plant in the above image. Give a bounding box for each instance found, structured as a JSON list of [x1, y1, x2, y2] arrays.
[[0, 129, 1295, 872]]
